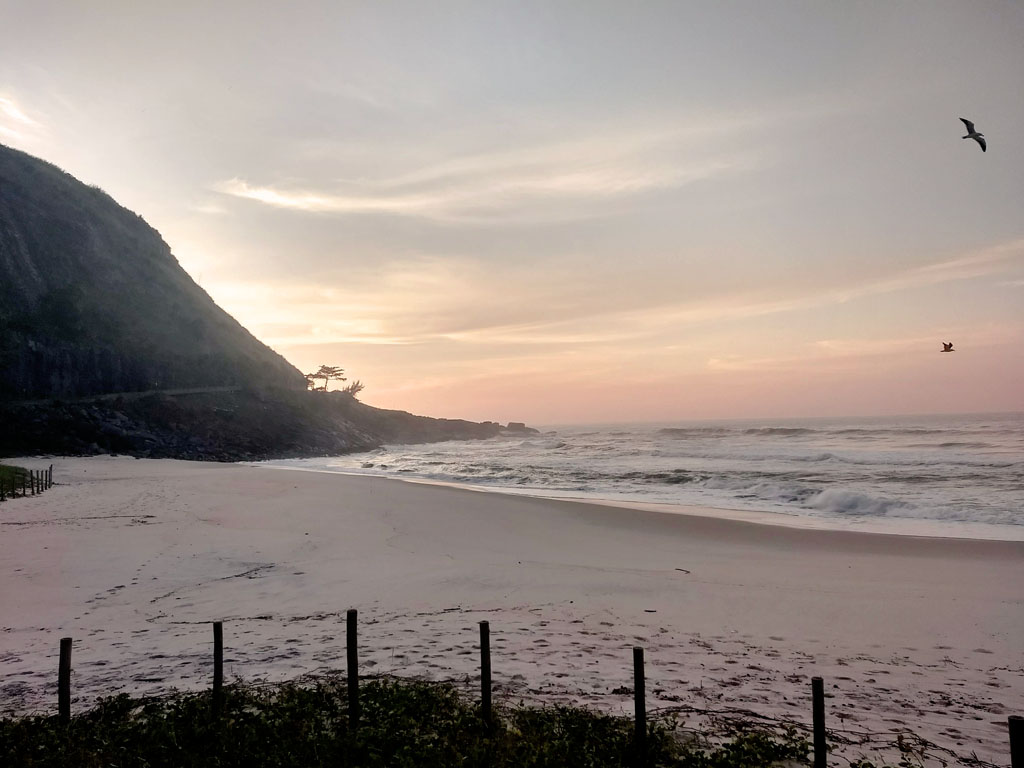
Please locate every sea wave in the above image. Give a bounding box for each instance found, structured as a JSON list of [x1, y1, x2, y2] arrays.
[[268, 413, 1024, 534], [657, 427, 733, 438], [743, 427, 817, 436], [658, 424, 1022, 440], [807, 487, 908, 517]]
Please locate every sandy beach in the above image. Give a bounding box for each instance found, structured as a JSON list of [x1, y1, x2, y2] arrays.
[[1, 456, 1021, 765]]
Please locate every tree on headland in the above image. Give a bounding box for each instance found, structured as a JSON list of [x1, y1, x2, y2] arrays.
[[305, 365, 346, 391], [341, 379, 364, 397]]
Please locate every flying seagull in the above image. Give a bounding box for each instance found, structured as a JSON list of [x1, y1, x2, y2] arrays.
[[960, 118, 986, 152], [941, 342, 955, 352]]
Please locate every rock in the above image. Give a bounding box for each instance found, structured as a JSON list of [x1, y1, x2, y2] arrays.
[[504, 422, 540, 434]]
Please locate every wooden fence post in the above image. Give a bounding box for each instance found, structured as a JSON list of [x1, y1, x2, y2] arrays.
[[812, 676, 827, 768], [347, 609, 359, 726], [634, 647, 646, 766], [480, 620, 492, 725], [49, 464, 53, 489], [30, 470, 36, 495], [58, 637, 72, 724], [1010, 716, 1023, 768], [212, 622, 223, 714]]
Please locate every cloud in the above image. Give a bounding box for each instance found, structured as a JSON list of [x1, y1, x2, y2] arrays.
[[706, 326, 1020, 373], [188, 201, 229, 215], [834, 239, 1024, 301], [212, 123, 754, 222], [0, 96, 38, 126], [215, 177, 445, 215], [0, 94, 46, 148], [205, 236, 1024, 357], [641, 238, 1024, 333]]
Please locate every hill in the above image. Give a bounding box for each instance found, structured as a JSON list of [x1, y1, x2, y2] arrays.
[[0, 144, 534, 458], [0, 143, 305, 398]]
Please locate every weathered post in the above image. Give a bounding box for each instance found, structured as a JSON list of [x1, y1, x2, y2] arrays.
[[30, 470, 36, 495], [212, 621, 223, 715], [634, 647, 646, 766], [58, 637, 72, 724], [49, 464, 54, 489], [812, 676, 827, 768], [480, 620, 492, 725], [347, 608, 359, 726], [1010, 716, 1023, 768]]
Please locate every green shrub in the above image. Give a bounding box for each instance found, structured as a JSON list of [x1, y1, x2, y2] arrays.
[[0, 676, 823, 768]]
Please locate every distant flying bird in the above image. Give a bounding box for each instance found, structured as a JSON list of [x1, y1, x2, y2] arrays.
[[960, 118, 986, 152], [941, 342, 955, 352]]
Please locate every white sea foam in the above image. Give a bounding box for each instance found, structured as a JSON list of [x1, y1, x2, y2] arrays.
[[263, 412, 1024, 539], [807, 487, 907, 517]]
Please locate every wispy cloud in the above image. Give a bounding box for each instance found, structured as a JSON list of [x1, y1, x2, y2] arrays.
[[0, 94, 46, 146], [188, 201, 229, 215], [207, 237, 1024, 354], [213, 123, 754, 222], [0, 96, 38, 126], [215, 177, 444, 215], [833, 239, 1024, 301], [706, 326, 1019, 372], [635, 238, 1024, 332]]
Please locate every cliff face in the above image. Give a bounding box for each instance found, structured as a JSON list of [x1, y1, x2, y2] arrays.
[[0, 143, 305, 399]]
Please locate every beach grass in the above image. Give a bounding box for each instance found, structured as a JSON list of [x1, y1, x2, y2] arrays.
[[0, 675, 818, 768]]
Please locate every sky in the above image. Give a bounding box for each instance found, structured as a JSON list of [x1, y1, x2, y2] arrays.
[[2, 1, 1023, 425]]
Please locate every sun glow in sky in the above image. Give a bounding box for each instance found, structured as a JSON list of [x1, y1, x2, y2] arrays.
[[2, 1, 1023, 423]]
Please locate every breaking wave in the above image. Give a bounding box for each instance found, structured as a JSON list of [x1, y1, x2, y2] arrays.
[[266, 412, 1024, 536]]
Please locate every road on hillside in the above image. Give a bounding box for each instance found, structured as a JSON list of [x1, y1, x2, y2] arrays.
[[2, 386, 245, 407]]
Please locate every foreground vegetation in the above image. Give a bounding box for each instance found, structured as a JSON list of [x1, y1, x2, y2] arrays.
[[0, 463, 26, 483], [0, 463, 28, 499], [1, 676, 815, 768]]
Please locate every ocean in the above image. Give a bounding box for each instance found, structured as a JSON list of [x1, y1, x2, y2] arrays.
[[261, 411, 1024, 540]]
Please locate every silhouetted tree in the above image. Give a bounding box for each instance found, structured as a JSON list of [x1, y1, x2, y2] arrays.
[[305, 365, 346, 391], [341, 379, 365, 398]]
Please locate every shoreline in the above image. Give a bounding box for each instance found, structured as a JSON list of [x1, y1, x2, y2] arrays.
[[253, 460, 1024, 543], [2, 456, 1022, 766]]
